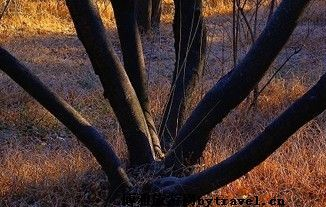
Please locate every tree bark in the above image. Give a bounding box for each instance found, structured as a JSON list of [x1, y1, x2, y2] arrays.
[[163, 0, 310, 171], [152, 0, 162, 28], [159, 72, 326, 203], [110, 0, 164, 158], [0, 47, 132, 200], [135, 0, 152, 33], [268, 0, 276, 21], [135, 0, 162, 33], [66, 0, 155, 166], [159, 0, 207, 151]]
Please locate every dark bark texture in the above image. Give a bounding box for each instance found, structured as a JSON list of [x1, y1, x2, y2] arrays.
[[136, 0, 162, 32], [2, 0, 324, 206], [152, 0, 162, 27], [0, 48, 132, 199], [136, 0, 152, 32], [66, 0, 155, 166], [159, 0, 207, 151], [111, 0, 163, 158], [164, 0, 310, 171], [159, 72, 326, 203]]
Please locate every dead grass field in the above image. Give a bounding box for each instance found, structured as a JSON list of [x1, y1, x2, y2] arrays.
[[0, 0, 326, 206]]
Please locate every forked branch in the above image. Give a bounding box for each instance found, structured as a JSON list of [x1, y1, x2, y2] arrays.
[[164, 0, 311, 171], [110, 0, 163, 158], [66, 0, 155, 166], [159, 72, 326, 202]]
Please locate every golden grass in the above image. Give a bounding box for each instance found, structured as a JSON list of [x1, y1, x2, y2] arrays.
[[0, 0, 262, 37], [0, 0, 116, 36], [202, 116, 326, 206], [1, 76, 325, 206], [0, 0, 326, 206], [0, 147, 110, 206]]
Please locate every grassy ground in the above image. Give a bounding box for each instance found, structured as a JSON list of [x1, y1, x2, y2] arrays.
[[0, 0, 326, 206]]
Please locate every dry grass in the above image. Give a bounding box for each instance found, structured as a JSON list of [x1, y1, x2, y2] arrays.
[[0, 0, 274, 36], [1, 0, 326, 206]]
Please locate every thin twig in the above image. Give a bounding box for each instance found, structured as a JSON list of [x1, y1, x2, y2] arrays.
[[0, 0, 11, 22], [248, 47, 303, 111], [239, 7, 255, 44]]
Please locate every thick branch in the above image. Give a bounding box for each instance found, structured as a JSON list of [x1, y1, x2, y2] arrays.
[[65, 0, 155, 166], [160, 72, 326, 201], [0, 47, 132, 199], [135, 0, 162, 32], [110, 0, 163, 158], [159, 0, 207, 151], [151, 0, 162, 28], [135, 0, 152, 32], [164, 0, 310, 170]]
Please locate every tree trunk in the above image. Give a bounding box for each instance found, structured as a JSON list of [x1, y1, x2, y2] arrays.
[[152, 0, 162, 28], [66, 0, 155, 166], [136, 0, 162, 33], [111, 0, 164, 158], [2, 0, 321, 205], [163, 0, 310, 172], [159, 0, 207, 151], [135, 0, 152, 33]]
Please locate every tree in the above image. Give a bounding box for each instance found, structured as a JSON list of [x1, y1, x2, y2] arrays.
[[135, 0, 162, 32], [0, 0, 324, 206], [159, 0, 207, 151]]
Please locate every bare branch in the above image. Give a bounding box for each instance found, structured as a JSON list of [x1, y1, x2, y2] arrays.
[[248, 47, 303, 110], [159, 0, 207, 151], [65, 0, 156, 166], [0, 0, 10, 21], [164, 0, 311, 172], [110, 0, 164, 158], [151, 0, 162, 28], [135, 0, 152, 32], [0, 47, 132, 200], [238, 7, 255, 44], [135, 0, 162, 32], [159, 72, 326, 201]]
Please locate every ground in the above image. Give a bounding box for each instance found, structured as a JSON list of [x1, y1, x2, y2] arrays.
[[0, 0, 326, 206]]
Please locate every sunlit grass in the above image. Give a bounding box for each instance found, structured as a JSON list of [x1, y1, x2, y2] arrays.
[[0, 0, 326, 206]]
